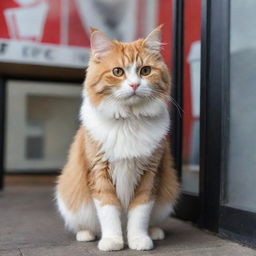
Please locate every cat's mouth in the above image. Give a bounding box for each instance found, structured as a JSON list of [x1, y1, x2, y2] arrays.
[[130, 91, 141, 97], [118, 92, 142, 100], [113, 89, 152, 104], [125, 93, 145, 100], [129, 89, 151, 98], [119, 93, 150, 106]]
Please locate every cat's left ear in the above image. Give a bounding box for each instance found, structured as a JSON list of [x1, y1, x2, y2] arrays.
[[144, 25, 163, 54], [90, 28, 113, 60]]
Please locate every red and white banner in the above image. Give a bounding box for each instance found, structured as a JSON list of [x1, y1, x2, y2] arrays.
[[0, 0, 160, 68]]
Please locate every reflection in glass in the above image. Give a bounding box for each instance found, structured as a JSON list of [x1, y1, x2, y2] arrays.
[[226, 0, 256, 212], [182, 0, 201, 195]]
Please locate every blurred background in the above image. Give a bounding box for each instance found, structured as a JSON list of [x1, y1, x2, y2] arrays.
[[0, 0, 175, 176], [0, 0, 200, 191], [0, 0, 256, 252]]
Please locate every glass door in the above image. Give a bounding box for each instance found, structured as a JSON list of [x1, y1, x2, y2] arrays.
[[173, 0, 202, 223], [219, 0, 256, 246], [200, 0, 256, 246], [182, 0, 201, 196]]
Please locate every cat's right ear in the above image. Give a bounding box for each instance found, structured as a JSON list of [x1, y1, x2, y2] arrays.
[[144, 25, 163, 54], [90, 28, 113, 60]]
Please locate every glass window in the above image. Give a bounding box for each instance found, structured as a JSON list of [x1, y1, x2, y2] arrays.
[[182, 0, 201, 195], [4, 80, 81, 173], [225, 0, 256, 212]]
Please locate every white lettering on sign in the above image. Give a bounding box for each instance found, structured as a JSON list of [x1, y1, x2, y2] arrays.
[[0, 39, 90, 68]]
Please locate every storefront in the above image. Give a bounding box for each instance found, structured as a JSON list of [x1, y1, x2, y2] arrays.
[[0, 0, 255, 249]]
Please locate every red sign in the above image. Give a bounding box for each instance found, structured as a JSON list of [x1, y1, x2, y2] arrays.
[[0, 0, 90, 47], [0, 0, 172, 68]]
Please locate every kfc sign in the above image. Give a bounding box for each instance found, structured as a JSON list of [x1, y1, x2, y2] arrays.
[[0, 0, 159, 68]]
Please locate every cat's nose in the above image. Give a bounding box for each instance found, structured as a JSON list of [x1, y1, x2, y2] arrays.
[[129, 83, 140, 90]]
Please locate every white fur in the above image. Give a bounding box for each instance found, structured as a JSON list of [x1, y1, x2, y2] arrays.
[[149, 227, 165, 240], [94, 199, 124, 251], [56, 192, 100, 234], [80, 97, 169, 161], [81, 94, 169, 217], [98, 237, 124, 251], [127, 201, 154, 250], [110, 158, 144, 210], [76, 230, 95, 241], [81, 87, 169, 212], [150, 203, 174, 226]]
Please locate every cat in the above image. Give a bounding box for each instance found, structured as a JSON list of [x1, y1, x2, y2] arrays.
[[56, 25, 179, 251]]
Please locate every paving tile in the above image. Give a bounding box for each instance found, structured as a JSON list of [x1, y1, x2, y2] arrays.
[[0, 185, 255, 256], [141, 244, 256, 256], [20, 244, 91, 256], [0, 249, 22, 256]]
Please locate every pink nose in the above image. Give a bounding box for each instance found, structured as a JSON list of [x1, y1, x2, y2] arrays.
[[130, 83, 140, 90]]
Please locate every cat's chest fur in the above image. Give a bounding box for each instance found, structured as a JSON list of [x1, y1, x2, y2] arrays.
[[110, 158, 145, 209], [81, 98, 170, 161], [81, 98, 170, 208]]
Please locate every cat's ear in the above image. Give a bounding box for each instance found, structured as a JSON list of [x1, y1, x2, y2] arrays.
[[90, 28, 113, 59], [144, 25, 163, 54]]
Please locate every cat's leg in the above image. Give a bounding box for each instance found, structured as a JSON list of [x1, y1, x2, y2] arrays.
[[56, 192, 99, 241], [76, 230, 96, 242], [149, 203, 174, 240], [56, 128, 100, 241], [91, 162, 124, 251], [149, 143, 180, 239], [127, 201, 154, 250], [127, 171, 155, 251], [149, 226, 165, 240], [94, 199, 123, 251]]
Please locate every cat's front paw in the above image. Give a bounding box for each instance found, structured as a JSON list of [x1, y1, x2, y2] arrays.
[[128, 235, 153, 250], [98, 236, 124, 251], [76, 230, 96, 241], [149, 227, 165, 240]]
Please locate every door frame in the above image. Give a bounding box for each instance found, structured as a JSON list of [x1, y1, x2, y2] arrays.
[[199, 0, 256, 247], [172, 0, 200, 222], [0, 78, 6, 189], [199, 0, 230, 232]]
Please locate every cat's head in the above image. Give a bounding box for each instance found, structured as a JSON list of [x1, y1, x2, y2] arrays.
[[84, 26, 170, 110]]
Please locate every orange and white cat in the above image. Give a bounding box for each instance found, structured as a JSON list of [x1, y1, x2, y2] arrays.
[[56, 26, 179, 251]]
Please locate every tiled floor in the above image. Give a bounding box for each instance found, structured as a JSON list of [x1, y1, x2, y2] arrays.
[[0, 184, 255, 256]]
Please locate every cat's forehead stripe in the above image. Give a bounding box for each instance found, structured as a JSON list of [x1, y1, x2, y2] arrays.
[[121, 43, 142, 67]]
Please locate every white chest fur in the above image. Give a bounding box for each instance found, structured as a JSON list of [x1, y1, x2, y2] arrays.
[[110, 158, 144, 209], [81, 97, 170, 161], [81, 96, 170, 208]]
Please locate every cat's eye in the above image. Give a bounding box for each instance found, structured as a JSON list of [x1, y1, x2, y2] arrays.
[[140, 66, 151, 76], [113, 67, 124, 77]]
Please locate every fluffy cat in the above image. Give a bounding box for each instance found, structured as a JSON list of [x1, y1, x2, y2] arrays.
[[56, 26, 179, 251]]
